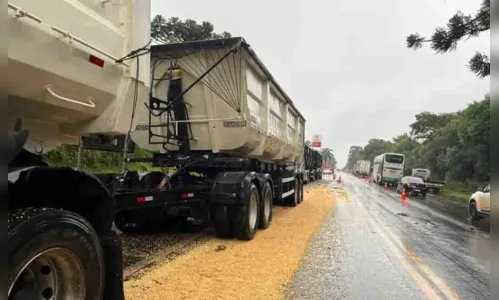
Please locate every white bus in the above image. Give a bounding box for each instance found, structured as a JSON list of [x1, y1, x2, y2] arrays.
[[371, 153, 405, 186]]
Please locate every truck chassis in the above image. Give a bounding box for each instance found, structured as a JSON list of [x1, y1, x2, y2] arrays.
[[114, 151, 304, 238]]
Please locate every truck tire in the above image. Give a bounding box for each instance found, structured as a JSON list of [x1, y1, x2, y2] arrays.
[[258, 181, 273, 229], [231, 183, 259, 240], [8, 208, 104, 300], [298, 179, 304, 204], [295, 178, 302, 204], [287, 179, 299, 207], [211, 205, 235, 238]]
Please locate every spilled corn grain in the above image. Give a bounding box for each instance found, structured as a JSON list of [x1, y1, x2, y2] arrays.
[[124, 183, 336, 300]]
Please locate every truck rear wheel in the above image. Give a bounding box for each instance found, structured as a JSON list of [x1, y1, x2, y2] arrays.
[[298, 179, 304, 204], [231, 183, 259, 240], [258, 182, 273, 229], [8, 208, 104, 300], [211, 205, 235, 238], [287, 179, 299, 207]]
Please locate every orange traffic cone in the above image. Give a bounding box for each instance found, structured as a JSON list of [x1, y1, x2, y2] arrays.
[[401, 188, 407, 201], [384, 183, 388, 191]]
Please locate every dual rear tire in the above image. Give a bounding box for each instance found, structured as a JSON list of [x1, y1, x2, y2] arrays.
[[287, 178, 303, 207], [212, 182, 273, 241]]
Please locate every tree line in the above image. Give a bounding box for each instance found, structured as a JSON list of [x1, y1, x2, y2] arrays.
[[344, 94, 490, 185]]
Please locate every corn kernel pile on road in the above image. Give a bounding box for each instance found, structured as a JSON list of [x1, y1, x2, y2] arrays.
[[122, 174, 490, 300], [124, 183, 335, 300]]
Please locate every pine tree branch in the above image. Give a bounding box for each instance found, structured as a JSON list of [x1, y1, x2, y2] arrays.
[[405, 0, 489, 77], [407, 0, 489, 51], [468, 52, 490, 78]]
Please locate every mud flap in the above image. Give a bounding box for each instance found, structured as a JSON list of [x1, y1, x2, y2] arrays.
[[101, 235, 125, 300]]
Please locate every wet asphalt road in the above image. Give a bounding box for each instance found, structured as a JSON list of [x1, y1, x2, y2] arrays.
[[287, 174, 490, 300]]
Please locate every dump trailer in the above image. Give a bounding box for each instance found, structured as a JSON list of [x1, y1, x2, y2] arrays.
[[118, 37, 307, 238], [302, 145, 323, 183], [7, 2, 310, 299], [7, 0, 151, 299]]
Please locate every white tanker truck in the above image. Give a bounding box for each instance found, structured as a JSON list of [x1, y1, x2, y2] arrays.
[[7, 1, 308, 298]]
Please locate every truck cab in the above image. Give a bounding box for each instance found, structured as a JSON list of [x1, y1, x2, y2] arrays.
[[411, 168, 431, 181]]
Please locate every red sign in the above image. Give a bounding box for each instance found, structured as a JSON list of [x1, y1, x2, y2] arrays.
[[312, 134, 322, 148]]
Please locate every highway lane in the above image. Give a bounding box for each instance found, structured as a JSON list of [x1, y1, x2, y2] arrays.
[[287, 173, 490, 300]]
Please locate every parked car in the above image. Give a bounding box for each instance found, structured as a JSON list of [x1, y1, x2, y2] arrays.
[[396, 176, 427, 197], [468, 184, 490, 220]]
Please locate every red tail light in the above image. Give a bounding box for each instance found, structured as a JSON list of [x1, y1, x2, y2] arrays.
[[181, 193, 194, 199], [89, 55, 104, 67], [137, 196, 153, 203]]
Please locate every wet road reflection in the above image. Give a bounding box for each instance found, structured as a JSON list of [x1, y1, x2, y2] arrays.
[[287, 174, 490, 300]]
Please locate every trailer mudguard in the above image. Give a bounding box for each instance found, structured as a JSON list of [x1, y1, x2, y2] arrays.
[[211, 171, 273, 205], [8, 166, 124, 300]]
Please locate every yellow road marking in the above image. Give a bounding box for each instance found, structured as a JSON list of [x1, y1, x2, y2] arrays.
[[369, 207, 460, 300], [362, 213, 442, 300], [351, 194, 460, 300]]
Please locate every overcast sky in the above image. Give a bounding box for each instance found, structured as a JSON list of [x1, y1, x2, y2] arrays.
[[151, 0, 490, 167]]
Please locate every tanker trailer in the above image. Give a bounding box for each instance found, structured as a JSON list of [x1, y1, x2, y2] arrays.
[[123, 37, 307, 240]]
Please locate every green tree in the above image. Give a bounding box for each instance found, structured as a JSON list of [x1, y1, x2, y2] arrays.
[[344, 146, 364, 171], [361, 139, 394, 164], [449, 95, 490, 181], [406, 0, 490, 78], [391, 134, 420, 175], [151, 15, 232, 44], [351, 94, 490, 185], [320, 148, 337, 169], [409, 112, 456, 141], [44, 145, 155, 173]]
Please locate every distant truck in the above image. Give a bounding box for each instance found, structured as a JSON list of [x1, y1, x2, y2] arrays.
[[301, 145, 323, 183], [353, 160, 371, 178], [411, 168, 445, 194]]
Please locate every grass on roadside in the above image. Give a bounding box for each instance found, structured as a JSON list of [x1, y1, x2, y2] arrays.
[[440, 180, 487, 203]]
